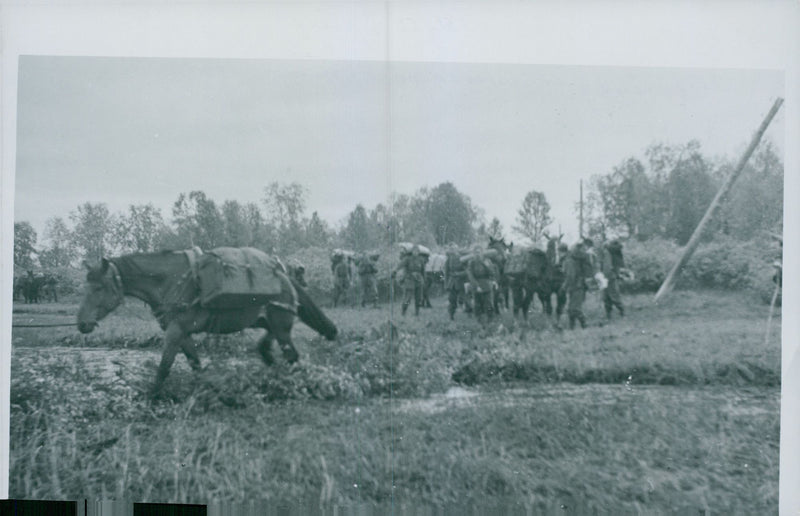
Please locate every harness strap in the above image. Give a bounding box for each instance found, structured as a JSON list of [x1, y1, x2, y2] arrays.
[[184, 247, 203, 282], [107, 261, 124, 297]]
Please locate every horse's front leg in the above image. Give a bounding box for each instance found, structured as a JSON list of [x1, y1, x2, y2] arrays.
[[152, 321, 185, 396]]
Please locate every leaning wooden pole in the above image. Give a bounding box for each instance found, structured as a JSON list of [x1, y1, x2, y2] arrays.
[[579, 179, 584, 239], [764, 282, 781, 347], [654, 98, 784, 302]]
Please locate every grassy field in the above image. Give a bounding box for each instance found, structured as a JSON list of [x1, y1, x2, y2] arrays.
[[9, 289, 781, 512]]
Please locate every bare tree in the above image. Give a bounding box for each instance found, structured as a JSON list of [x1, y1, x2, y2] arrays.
[[513, 191, 553, 244]]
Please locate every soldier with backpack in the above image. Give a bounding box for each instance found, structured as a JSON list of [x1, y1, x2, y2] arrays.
[[392, 245, 426, 316], [561, 241, 593, 329], [467, 245, 497, 325], [601, 239, 626, 319], [358, 253, 379, 308], [445, 244, 468, 320], [331, 253, 351, 308]]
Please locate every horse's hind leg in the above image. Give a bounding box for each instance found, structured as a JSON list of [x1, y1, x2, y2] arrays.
[[270, 309, 299, 364], [179, 338, 202, 372], [256, 331, 276, 366]]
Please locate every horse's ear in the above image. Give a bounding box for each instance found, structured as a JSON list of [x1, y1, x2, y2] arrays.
[[101, 258, 110, 273]]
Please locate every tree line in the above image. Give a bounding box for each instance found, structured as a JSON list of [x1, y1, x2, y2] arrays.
[[581, 140, 783, 244], [15, 181, 536, 269], [14, 139, 783, 271]]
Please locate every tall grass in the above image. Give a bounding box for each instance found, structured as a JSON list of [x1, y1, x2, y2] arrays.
[[9, 289, 780, 511]]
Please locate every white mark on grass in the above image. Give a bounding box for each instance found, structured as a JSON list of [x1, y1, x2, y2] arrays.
[[355, 407, 360, 414]]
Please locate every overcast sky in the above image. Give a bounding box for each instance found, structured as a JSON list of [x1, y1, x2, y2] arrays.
[[15, 56, 784, 245]]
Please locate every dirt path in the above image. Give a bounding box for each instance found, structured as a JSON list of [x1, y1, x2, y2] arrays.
[[396, 383, 778, 417]]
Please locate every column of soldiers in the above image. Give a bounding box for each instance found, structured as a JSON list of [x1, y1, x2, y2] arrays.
[[325, 237, 629, 329]]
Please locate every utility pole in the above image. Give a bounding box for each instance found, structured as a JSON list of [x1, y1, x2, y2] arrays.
[[579, 179, 584, 239], [654, 98, 784, 302]]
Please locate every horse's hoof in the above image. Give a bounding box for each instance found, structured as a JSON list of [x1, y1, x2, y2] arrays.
[[148, 387, 164, 401]]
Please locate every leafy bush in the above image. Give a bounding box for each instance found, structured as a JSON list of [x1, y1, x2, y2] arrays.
[[683, 238, 756, 289], [619, 236, 780, 299], [620, 238, 679, 292]]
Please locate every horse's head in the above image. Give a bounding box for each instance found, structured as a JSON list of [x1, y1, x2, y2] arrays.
[[77, 258, 124, 334], [544, 234, 564, 267], [488, 236, 512, 260]]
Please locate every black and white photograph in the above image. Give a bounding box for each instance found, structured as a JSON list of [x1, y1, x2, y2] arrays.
[[2, 2, 798, 514]]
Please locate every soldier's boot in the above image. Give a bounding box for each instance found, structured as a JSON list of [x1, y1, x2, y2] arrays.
[[605, 308, 613, 320], [414, 303, 420, 316], [579, 314, 587, 329], [618, 306, 625, 317], [568, 314, 576, 330], [401, 303, 409, 316]]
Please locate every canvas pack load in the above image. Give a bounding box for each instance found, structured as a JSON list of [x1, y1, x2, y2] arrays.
[[197, 247, 285, 309]]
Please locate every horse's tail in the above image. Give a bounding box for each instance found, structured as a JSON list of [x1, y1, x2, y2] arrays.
[[292, 278, 338, 340]]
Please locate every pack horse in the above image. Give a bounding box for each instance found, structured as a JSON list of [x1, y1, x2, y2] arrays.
[[77, 247, 338, 395]]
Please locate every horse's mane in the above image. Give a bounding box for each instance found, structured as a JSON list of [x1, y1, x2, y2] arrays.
[[112, 251, 187, 281]]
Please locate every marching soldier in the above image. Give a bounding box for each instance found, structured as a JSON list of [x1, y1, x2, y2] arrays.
[[332, 254, 351, 307], [552, 242, 570, 326], [467, 245, 496, 325], [421, 254, 433, 308], [601, 239, 625, 319], [392, 245, 426, 316], [358, 253, 379, 308], [561, 241, 592, 329], [582, 238, 597, 273], [445, 244, 467, 320]]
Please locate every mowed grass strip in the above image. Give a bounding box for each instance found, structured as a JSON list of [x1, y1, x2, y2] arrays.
[[9, 383, 778, 513]]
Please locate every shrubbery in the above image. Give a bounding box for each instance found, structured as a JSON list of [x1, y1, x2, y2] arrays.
[[621, 238, 680, 292], [619, 236, 780, 301]]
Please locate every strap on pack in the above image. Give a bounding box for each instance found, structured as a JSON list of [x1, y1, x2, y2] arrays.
[[184, 246, 203, 282]]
